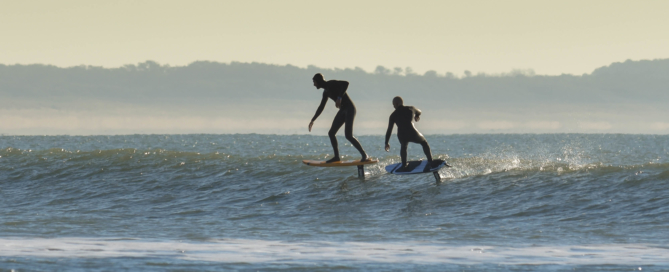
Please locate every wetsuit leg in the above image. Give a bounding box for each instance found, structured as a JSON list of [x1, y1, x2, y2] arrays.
[[400, 141, 409, 167], [400, 132, 432, 168], [327, 109, 347, 161], [343, 107, 368, 160], [419, 140, 433, 163]]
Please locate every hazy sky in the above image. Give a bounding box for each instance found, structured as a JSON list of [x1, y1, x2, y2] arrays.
[[2, 0, 668, 75]]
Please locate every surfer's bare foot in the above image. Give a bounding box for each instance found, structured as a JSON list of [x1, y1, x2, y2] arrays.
[[360, 154, 370, 162], [326, 157, 340, 163]]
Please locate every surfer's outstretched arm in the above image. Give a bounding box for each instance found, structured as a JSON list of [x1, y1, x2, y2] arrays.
[[309, 92, 328, 132], [385, 114, 395, 151]]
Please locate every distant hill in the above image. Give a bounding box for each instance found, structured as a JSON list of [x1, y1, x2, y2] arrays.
[[1, 59, 668, 134]]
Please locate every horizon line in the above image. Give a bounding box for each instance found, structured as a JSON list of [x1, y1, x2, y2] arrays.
[[3, 57, 667, 77]]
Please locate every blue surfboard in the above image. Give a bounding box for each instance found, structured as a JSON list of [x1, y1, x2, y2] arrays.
[[385, 159, 449, 175]]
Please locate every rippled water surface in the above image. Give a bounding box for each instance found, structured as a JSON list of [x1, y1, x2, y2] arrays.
[[1, 134, 669, 271]]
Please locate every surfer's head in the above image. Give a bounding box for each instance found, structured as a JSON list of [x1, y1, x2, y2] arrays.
[[312, 73, 326, 89], [392, 96, 403, 108]]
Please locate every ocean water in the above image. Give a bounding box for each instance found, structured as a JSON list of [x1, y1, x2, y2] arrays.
[[1, 134, 669, 271]]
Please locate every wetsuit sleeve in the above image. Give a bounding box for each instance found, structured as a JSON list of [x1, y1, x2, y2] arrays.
[[413, 107, 422, 118], [311, 91, 328, 122], [385, 113, 395, 145], [331, 81, 349, 99]]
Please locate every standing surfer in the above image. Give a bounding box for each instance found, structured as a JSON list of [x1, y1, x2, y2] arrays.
[[385, 96, 435, 170], [309, 73, 369, 163]]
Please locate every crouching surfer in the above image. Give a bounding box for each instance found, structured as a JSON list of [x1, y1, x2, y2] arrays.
[[308, 73, 369, 163], [384, 96, 438, 170]]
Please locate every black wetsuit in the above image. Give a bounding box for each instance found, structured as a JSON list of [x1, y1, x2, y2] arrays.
[[311, 80, 367, 160], [385, 105, 432, 167]]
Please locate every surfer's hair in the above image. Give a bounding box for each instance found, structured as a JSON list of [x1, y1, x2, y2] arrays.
[[393, 96, 403, 106], [312, 73, 325, 84]]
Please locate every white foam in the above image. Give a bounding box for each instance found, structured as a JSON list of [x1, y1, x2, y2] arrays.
[[1, 237, 668, 265]]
